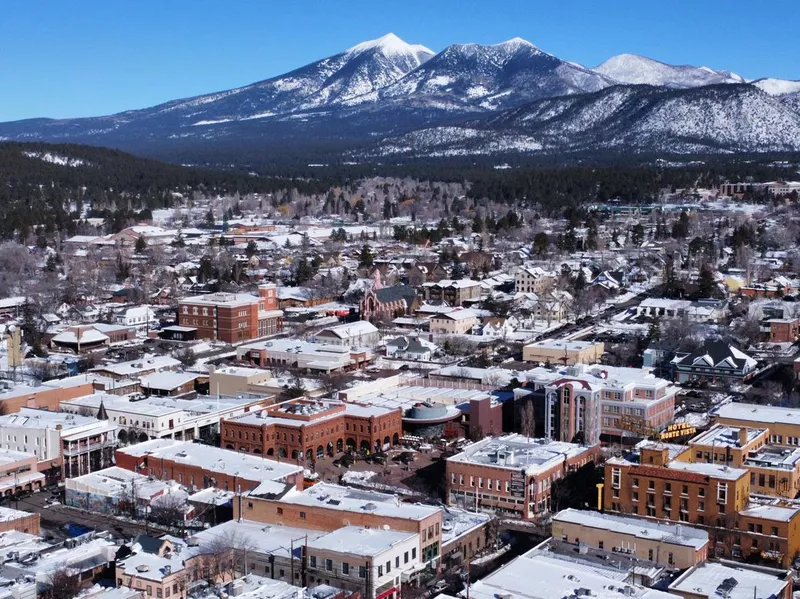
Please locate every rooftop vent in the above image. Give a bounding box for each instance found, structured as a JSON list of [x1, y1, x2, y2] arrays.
[[136, 565, 150, 573]]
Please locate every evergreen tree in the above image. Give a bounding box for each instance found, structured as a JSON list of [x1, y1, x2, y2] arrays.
[[358, 244, 374, 270], [245, 240, 258, 258], [533, 232, 549, 256], [134, 236, 147, 254], [698, 263, 716, 298], [205, 209, 215, 229]]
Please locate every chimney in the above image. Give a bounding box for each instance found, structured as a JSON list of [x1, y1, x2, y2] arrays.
[[738, 427, 748, 447]]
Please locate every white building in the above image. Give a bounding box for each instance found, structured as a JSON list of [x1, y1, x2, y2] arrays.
[[115, 306, 157, 332], [60, 393, 269, 445], [306, 527, 420, 599], [315, 321, 380, 348], [0, 408, 117, 478], [237, 338, 374, 373]]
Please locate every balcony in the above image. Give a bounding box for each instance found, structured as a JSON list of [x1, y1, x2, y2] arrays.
[[62, 439, 117, 457]]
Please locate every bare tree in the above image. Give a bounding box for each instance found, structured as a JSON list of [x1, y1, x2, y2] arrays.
[[149, 492, 187, 527], [520, 401, 536, 439], [44, 566, 81, 599]]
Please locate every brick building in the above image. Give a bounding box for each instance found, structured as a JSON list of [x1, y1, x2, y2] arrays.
[[521, 363, 678, 442], [237, 482, 443, 562], [221, 398, 402, 462], [551, 508, 709, 569], [0, 505, 40, 535], [178, 283, 283, 343], [604, 442, 800, 567], [115, 439, 303, 493], [714, 403, 800, 447], [687, 424, 800, 498], [446, 434, 599, 519], [422, 280, 482, 306], [605, 444, 750, 527], [0, 376, 95, 414]]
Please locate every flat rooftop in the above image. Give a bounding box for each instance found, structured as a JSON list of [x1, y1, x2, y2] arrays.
[[666, 461, 748, 481], [181, 292, 258, 307], [0, 408, 115, 434], [467, 550, 673, 599], [669, 562, 789, 599], [524, 339, 602, 351], [278, 482, 441, 522], [738, 503, 800, 522], [187, 519, 325, 559], [744, 446, 800, 470], [689, 424, 766, 449], [553, 508, 709, 549], [448, 434, 594, 475], [714, 402, 800, 427], [117, 439, 302, 484], [67, 466, 174, 499], [307, 526, 417, 557]]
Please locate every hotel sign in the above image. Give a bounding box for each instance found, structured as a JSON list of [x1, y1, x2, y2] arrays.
[[660, 422, 696, 440]]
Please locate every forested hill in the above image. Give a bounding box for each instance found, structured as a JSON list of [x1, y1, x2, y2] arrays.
[[0, 142, 333, 239], [0, 142, 332, 196]]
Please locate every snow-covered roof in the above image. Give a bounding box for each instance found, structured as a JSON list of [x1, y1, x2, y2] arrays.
[[553, 508, 709, 549], [307, 526, 417, 557], [468, 549, 674, 599], [279, 483, 440, 521], [117, 439, 302, 485], [668, 562, 788, 599], [448, 434, 595, 476]]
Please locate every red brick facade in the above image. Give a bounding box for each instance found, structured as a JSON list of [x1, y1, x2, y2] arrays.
[[178, 284, 282, 344], [221, 399, 403, 462]]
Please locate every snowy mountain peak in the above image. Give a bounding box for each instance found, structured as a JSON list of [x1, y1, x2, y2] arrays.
[[594, 53, 744, 88], [753, 77, 800, 96], [494, 37, 542, 53], [346, 33, 434, 58]]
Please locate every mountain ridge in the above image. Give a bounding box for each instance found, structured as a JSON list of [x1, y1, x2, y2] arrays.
[[1, 33, 799, 162]]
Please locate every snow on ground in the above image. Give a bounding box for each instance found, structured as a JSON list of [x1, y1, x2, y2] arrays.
[[674, 412, 711, 429], [341, 471, 376, 484], [22, 151, 87, 167]]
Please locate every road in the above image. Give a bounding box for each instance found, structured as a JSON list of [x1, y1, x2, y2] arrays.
[[15, 492, 167, 542]]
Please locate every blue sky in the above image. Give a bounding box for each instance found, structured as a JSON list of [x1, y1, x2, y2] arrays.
[[2, 0, 798, 121]]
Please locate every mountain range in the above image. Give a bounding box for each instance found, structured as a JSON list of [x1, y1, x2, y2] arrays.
[[2, 33, 799, 163]]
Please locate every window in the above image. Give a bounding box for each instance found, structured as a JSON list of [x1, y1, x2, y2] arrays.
[[632, 477, 639, 488], [648, 481, 655, 490], [412, 548, 417, 559], [632, 492, 639, 502], [342, 563, 350, 575], [359, 566, 366, 579], [681, 485, 688, 495], [698, 487, 705, 497], [404, 551, 409, 564], [771, 527, 778, 536], [717, 483, 727, 505], [611, 468, 621, 489], [598, 541, 604, 550], [277, 507, 283, 515], [668, 553, 674, 566], [310, 556, 317, 568], [147, 587, 152, 596], [386, 561, 391, 573], [300, 511, 306, 519], [157, 591, 163, 599], [247, 502, 253, 509], [648, 549, 653, 561], [378, 566, 383, 577], [664, 483, 671, 494], [326, 559, 333, 572]]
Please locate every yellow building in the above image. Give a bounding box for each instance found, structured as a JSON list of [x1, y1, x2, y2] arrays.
[[522, 339, 604, 365]]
